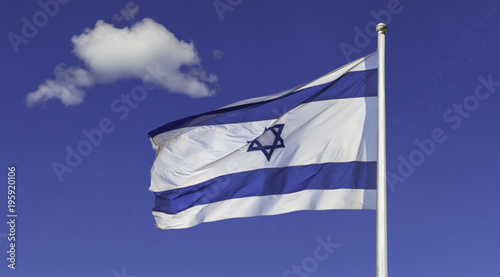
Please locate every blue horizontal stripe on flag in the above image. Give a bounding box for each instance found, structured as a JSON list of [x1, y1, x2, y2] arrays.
[[153, 161, 376, 215], [148, 69, 377, 138]]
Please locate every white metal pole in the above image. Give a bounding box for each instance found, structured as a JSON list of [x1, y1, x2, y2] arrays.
[[376, 22, 388, 277]]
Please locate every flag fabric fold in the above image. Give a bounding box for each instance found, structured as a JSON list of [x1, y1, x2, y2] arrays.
[[148, 52, 378, 229]]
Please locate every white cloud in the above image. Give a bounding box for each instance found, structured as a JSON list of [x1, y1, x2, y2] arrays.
[[113, 1, 140, 21], [26, 18, 218, 107], [213, 49, 224, 60], [26, 64, 93, 107]]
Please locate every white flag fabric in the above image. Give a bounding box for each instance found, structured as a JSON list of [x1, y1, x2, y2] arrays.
[[148, 52, 378, 229]]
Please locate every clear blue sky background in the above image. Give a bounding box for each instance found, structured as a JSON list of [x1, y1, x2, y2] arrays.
[[1, 0, 500, 276]]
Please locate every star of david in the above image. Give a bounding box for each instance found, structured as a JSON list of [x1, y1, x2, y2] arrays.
[[247, 124, 285, 161]]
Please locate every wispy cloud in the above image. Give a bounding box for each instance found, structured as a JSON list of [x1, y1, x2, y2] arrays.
[[27, 64, 93, 107], [113, 1, 140, 22], [27, 18, 218, 107], [213, 49, 224, 60]]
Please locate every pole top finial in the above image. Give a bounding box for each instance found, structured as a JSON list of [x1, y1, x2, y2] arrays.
[[376, 23, 388, 34]]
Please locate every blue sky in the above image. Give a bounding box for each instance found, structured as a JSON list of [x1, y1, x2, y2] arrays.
[[1, 0, 500, 276]]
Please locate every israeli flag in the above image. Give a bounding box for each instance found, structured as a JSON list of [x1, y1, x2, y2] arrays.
[[149, 52, 378, 229]]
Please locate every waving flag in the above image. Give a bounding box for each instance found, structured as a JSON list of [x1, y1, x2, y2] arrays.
[[148, 52, 378, 229]]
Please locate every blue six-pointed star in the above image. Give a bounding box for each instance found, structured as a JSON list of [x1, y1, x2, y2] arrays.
[[247, 124, 285, 161]]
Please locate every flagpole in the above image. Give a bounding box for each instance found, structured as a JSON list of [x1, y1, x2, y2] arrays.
[[376, 22, 388, 277]]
